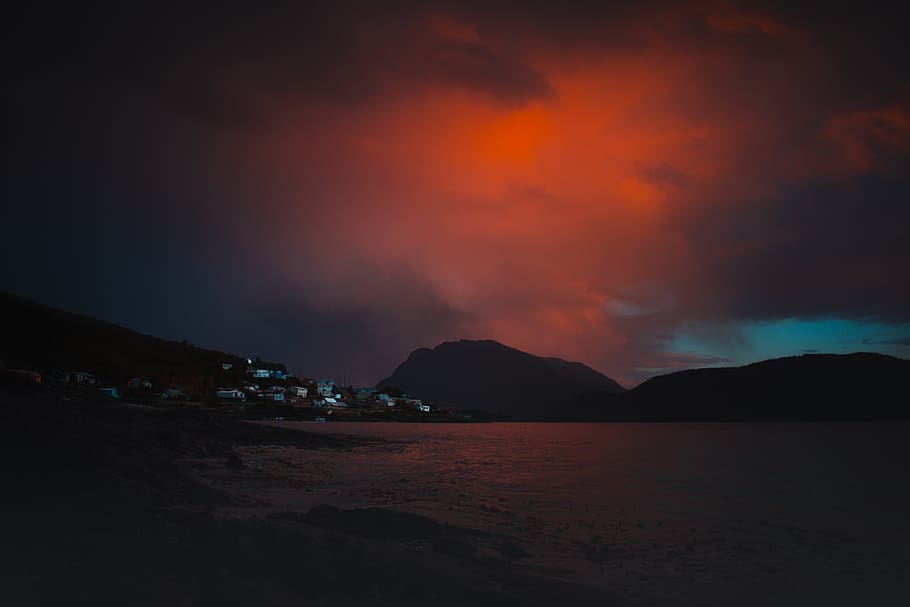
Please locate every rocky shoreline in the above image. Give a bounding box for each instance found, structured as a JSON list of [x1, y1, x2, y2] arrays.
[[0, 384, 630, 606]]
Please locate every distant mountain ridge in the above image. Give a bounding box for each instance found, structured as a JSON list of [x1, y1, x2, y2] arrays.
[[556, 353, 910, 421], [6, 292, 906, 421], [377, 339, 625, 420]]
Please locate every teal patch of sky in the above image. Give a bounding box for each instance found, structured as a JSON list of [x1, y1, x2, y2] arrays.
[[668, 318, 910, 367]]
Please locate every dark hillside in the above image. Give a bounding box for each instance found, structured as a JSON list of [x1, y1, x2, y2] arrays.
[[378, 340, 624, 420], [0, 291, 253, 394], [555, 353, 910, 421]]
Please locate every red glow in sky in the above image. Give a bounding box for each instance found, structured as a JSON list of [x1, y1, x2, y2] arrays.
[[187, 5, 908, 382], [6, 1, 910, 383]]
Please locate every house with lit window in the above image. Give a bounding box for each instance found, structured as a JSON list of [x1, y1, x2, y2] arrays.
[[317, 380, 335, 398]]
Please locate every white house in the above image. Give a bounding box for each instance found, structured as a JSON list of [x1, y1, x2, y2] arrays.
[[324, 397, 347, 408], [216, 389, 246, 402], [317, 380, 334, 397]]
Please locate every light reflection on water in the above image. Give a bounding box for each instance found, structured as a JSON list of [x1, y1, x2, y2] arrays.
[[237, 421, 910, 604], [279, 422, 909, 528]]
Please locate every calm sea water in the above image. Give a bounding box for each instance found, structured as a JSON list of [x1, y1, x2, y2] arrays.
[[237, 421, 910, 605]]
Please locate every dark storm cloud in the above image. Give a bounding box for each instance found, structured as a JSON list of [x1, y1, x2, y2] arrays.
[[399, 38, 555, 105], [10, 1, 909, 96], [761, 1, 910, 104], [8, 1, 907, 129], [683, 171, 910, 323], [7, 2, 554, 129], [216, 263, 473, 383]]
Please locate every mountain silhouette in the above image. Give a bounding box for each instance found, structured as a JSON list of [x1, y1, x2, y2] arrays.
[[556, 353, 909, 421], [377, 340, 625, 420]]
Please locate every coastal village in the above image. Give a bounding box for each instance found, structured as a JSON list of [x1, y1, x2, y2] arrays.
[[0, 293, 489, 421], [0, 356, 450, 421]]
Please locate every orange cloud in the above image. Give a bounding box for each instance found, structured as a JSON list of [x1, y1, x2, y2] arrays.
[[819, 105, 910, 175], [204, 3, 910, 382], [705, 4, 787, 37], [9, 1, 910, 385]]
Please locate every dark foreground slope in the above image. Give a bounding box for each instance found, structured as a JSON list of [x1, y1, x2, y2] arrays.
[[0, 385, 628, 607], [378, 340, 624, 420], [557, 353, 910, 421]]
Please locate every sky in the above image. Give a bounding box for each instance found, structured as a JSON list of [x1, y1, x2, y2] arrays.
[[4, 1, 910, 386]]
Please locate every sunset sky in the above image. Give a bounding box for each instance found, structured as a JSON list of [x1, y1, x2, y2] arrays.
[[5, 1, 910, 386]]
